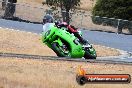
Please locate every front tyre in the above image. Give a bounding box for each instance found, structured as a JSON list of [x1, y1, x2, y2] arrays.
[[84, 47, 97, 59], [51, 42, 70, 57]]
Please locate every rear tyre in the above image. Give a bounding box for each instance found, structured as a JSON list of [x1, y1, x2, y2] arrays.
[[51, 42, 70, 57]]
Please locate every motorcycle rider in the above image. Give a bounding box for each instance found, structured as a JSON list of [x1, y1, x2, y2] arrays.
[[43, 14, 87, 45], [42, 14, 55, 33]]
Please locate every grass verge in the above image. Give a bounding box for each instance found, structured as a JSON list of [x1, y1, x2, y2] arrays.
[[0, 57, 131, 88]]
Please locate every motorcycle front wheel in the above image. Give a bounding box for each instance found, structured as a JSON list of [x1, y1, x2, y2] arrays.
[[84, 47, 97, 59], [51, 42, 70, 57]]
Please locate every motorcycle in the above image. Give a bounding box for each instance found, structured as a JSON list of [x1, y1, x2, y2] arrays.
[[41, 23, 97, 59]]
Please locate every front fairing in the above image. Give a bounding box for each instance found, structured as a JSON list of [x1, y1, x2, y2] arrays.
[[42, 23, 55, 42], [42, 25, 85, 58]]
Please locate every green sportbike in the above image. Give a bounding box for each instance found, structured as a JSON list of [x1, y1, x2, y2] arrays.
[[42, 23, 97, 59]]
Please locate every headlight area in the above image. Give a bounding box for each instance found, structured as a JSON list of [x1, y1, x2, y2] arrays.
[[44, 30, 51, 38]]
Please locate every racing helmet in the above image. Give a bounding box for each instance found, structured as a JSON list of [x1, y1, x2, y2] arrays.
[[43, 14, 54, 24]]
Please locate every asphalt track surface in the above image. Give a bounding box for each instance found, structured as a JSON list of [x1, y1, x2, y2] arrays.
[[0, 19, 132, 63]]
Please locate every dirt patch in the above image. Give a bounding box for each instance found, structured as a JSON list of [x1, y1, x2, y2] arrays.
[[17, 0, 96, 11], [0, 28, 56, 56], [0, 57, 131, 88], [0, 28, 120, 57], [93, 45, 120, 57]]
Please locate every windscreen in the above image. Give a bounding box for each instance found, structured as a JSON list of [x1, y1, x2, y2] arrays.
[[43, 23, 55, 33]]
